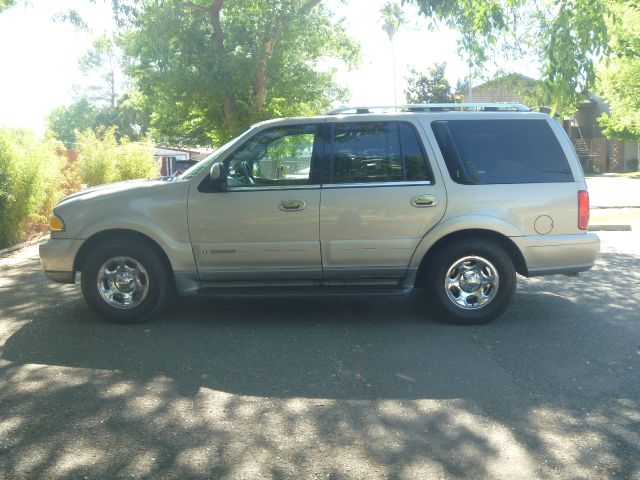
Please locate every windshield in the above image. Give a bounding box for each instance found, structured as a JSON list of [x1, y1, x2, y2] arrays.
[[179, 130, 251, 180]]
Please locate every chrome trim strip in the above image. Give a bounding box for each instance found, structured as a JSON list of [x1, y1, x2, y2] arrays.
[[322, 181, 433, 189], [225, 181, 434, 191], [226, 185, 319, 192]]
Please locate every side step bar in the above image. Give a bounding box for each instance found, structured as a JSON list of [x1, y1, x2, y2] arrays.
[[191, 285, 413, 298]]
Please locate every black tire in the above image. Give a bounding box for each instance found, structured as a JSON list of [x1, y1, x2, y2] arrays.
[[80, 238, 172, 323], [425, 239, 516, 325]]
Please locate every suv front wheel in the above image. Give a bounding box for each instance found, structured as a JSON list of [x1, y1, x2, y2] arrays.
[[80, 239, 172, 323], [426, 239, 516, 325]]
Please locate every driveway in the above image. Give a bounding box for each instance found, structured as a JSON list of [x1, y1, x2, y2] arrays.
[[0, 232, 639, 479]]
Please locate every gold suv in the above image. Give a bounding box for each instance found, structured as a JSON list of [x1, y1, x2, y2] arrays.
[[39, 103, 600, 324]]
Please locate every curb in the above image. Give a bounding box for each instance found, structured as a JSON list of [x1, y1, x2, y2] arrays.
[[591, 206, 640, 209], [588, 225, 632, 232], [0, 235, 49, 258]]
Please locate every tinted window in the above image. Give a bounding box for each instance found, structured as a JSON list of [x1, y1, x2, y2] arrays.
[[331, 122, 431, 184], [226, 124, 318, 187], [431, 120, 573, 184], [332, 123, 402, 183], [400, 123, 431, 181]]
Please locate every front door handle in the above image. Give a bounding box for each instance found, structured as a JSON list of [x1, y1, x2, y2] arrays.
[[279, 199, 306, 211], [411, 194, 438, 208]]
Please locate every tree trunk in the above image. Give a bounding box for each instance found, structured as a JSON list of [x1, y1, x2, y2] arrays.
[[254, 39, 275, 112], [208, 0, 238, 133]]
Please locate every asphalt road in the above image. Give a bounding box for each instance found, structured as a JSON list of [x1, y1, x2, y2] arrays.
[[0, 232, 639, 479]]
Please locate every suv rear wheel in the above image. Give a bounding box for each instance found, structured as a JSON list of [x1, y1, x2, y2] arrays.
[[426, 239, 516, 325], [80, 239, 172, 323]]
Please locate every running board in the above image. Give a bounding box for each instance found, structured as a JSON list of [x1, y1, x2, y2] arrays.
[[191, 285, 413, 298]]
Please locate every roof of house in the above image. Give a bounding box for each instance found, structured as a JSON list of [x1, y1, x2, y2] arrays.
[[461, 73, 540, 104], [153, 145, 201, 156]]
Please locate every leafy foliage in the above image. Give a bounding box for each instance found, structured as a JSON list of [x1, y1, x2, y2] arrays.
[[596, 3, 640, 141], [76, 126, 158, 187], [479, 72, 546, 108], [0, 129, 66, 248], [404, 63, 459, 103], [380, 2, 405, 40], [122, 0, 359, 145], [407, 0, 612, 111], [78, 34, 121, 109], [46, 99, 99, 149], [46, 91, 150, 149], [597, 60, 640, 141], [0, 0, 16, 13], [46, 32, 150, 149]]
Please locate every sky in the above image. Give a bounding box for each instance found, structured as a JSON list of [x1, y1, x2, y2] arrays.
[[0, 0, 540, 137]]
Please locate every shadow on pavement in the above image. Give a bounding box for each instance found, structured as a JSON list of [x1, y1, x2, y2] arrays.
[[0, 249, 639, 478]]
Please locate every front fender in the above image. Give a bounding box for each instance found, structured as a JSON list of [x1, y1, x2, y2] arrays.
[[74, 216, 196, 274]]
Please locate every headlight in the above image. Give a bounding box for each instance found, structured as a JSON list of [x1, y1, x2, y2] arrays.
[[49, 214, 65, 232]]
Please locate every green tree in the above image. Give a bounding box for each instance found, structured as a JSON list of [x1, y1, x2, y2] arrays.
[[78, 34, 123, 109], [122, 0, 359, 145], [596, 3, 640, 143], [0, 0, 16, 13], [597, 60, 640, 141], [479, 72, 546, 108], [47, 33, 151, 149], [46, 98, 99, 149], [406, 0, 611, 111], [405, 63, 458, 104]]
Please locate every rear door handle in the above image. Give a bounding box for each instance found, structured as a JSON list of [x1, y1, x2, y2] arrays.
[[411, 194, 438, 208], [279, 199, 306, 211]]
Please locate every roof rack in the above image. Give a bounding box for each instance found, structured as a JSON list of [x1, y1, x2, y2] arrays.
[[327, 103, 530, 115]]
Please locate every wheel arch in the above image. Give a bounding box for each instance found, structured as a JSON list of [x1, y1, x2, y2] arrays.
[[73, 229, 173, 277], [414, 229, 528, 287]]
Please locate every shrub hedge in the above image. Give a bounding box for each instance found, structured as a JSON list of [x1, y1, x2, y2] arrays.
[[0, 127, 158, 249]]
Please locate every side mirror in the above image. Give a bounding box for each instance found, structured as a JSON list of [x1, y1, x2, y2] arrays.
[[209, 162, 227, 186]]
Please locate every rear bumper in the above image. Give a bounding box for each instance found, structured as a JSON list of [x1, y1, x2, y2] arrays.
[[39, 238, 82, 284], [513, 233, 600, 277]]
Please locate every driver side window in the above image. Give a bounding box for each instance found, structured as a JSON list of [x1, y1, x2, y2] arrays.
[[226, 124, 319, 188]]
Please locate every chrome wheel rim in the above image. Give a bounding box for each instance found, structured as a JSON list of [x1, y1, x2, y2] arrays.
[[97, 256, 149, 309], [444, 256, 499, 310]]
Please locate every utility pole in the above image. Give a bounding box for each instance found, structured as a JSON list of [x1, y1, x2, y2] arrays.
[[468, 62, 473, 102]]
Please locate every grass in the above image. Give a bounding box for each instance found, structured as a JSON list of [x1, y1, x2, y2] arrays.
[[586, 172, 640, 179], [618, 172, 640, 179]]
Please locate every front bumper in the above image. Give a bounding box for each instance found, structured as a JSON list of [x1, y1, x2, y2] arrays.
[[513, 233, 601, 277], [39, 238, 82, 284]]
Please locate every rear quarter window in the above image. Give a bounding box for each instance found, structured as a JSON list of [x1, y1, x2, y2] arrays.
[[431, 119, 574, 184]]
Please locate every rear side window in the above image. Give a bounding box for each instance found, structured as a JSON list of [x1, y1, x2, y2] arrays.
[[330, 122, 432, 184], [431, 120, 574, 184]]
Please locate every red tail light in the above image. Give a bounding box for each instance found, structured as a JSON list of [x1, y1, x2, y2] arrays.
[[578, 190, 589, 230]]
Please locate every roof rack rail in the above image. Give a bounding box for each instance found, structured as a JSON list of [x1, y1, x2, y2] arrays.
[[327, 103, 530, 115]]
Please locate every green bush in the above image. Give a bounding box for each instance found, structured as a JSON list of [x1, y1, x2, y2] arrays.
[[0, 125, 157, 249], [76, 126, 157, 186], [0, 129, 65, 248]]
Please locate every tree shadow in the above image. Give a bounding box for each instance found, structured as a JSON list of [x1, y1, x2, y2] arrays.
[[1, 248, 639, 478]]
